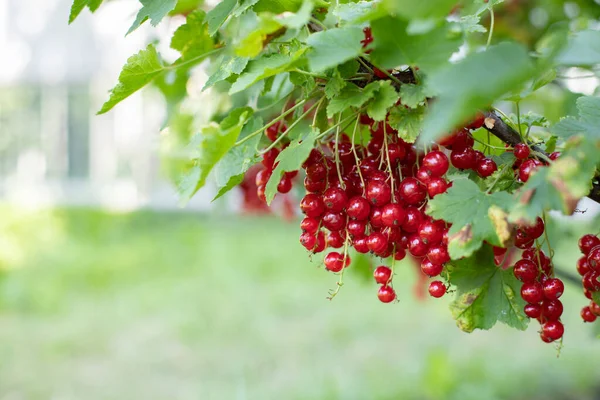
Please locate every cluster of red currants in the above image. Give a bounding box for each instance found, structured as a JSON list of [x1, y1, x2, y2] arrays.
[[577, 234, 600, 323], [512, 143, 560, 183], [295, 112, 491, 303], [509, 217, 565, 343]]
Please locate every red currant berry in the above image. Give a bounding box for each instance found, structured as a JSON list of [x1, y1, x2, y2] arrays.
[[427, 244, 450, 265], [300, 217, 319, 234], [541, 299, 563, 321], [521, 282, 544, 303], [394, 248, 406, 261], [304, 177, 326, 194], [418, 220, 444, 245], [374, 266, 392, 284], [587, 245, 600, 270], [541, 320, 564, 341], [513, 259, 538, 283], [399, 177, 427, 205], [322, 211, 345, 232], [582, 270, 600, 291], [522, 217, 545, 240], [378, 285, 396, 303], [353, 237, 369, 253], [577, 256, 591, 276], [300, 232, 317, 250], [422, 151, 450, 177], [579, 234, 600, 255], [402, 207, 423, 232], [387, 143, 406, 163], [450, 147, 477, 170], [408, 234, 429, 257], [367, 232, 389, 254], [262, 148, 280, 169], [322, 187, 348, 213], [256, 185, 267, 202], [313, 230, 326, 253], [524, 303, 541, 319], [589, 301, 600, 316], [467, 111, 486, 130], [427, 177, 449, 198], [581, 306, 597, 322], [518, 159, 542, 182], [366, 180, 392, 206], [549, 151, 561, 161], [324, 252, 345, 272], [277, 175, 293, 193], [428, 281, 446, 298], [476, 158, 498, 178], [327, 231, 344, 248], [452, 130, 475, 151], [513, 143, 530, 160], [300, 194, 325, 218], [347, 220, 366, 238], [347, 196, 371, 220], [542, 278, 564, 299], [421, 259, 444, 277], [416, 168, 433, 184], [255, 169, 271, 186], [514, 230, 534, 249], [266, 121, 286, 142], [381, 203, 406, 227]]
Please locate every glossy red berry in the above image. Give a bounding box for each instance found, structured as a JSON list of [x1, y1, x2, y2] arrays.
[[428, 281, 446, 298], [590, 301, 600, 316], [255, 169, 271, 186], [577, 257, 591, 276], [300, 194, 325, 218], [476, 158, 498, 178], [353, 237, 369, 253], [381, 203, 406, 227], [304, 177, 326, 194], [452, 130, 475, 151], [422, 151, 449, 177], [581, 306, 597, 322], [262, 148, 280, 169], [408, 234, 429, 257], [347, 220, 366, 238], [300, 232, 317, 250], [582, 270, 600, 291], [313, 231, 326, 253], [402, 207, 423, 232], [542, 278, 564, 300], [367, 232, 389, 254], [427, 177, 449, 198], [587, 245, 600, 270], [266, 121, 286, 142], [418, 220, 444, 244], [277, 175, 293, 193], [347, 196, 371, 220], [378, 285, 396, 303], [513, 143, 530, 160], [421, 259, 444, 277], [366, 180, 392, 206], [427, 244, 450, 265], [541, 320, 564, 341], [524, 303, 541, 319], [579, 234, 600, 255], [541, 299, 563, 321], [322, 187, 348, 212], [387, 143, 406, 163], [399, 177, 427, 205], [322, 211, 345, 232], [518, 159, 542, 182], [327, 231, 344, 248], [521, 282, 544, 303], [374, 266, 392, 284], [324, 252, 346, 272], [549, 151, 561, 161], [301, 217, 319, 234], [416, 168, 432, 184], [450, 147, 477, 170], [467, 111, 485, 130], [513, 259, 538, 283], [522, 217, 545, 240]]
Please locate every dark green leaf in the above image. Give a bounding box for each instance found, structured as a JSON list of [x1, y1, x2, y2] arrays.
[[324, 72, 346, 99], [399, 83, 433, 109], [306, 27, 364, 73], [127, 0, 178, 35], [203, 55, 249, 90], [332, 1, 374, 23], [370, 17, 460, 72], [552, 96, 600, 141], [98, 45, 165, 115], [206, 0, 237, 35], [420, 43, 535, 144], [69, 0, 103, 23], [171, 10, 214, 60], [387, 105, 425, 143], [427, 178, 513, 259], [367, 81, 399, 121], [230, 50, 305, 94], [448, 247, 529, 333], [326, 82, 378, 118]]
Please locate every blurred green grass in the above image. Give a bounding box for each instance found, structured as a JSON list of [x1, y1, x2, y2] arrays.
[[0, 205, 599, 400]]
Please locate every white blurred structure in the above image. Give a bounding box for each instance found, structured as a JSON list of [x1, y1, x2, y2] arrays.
[[0, 0, 214, 211]]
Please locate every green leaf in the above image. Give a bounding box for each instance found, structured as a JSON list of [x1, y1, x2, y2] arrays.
[[170, 10, 214, 60], [127, 0, 178, 35], [253, 0, 326, 13], [232, 0, 260, 16], [387, 105, 425, 143], [206, 0, 237, 35], [383, 0, 459, 20], [453, 15, 486, 34], [448, 247, 529, 333], [306, 27, 364, 73], [276, 0, 313, 29], [399, 83, 433, 109], [98, 45, 164, 115], [370, 17, 460, 72], [420, 43, 535, 144], [367, 81, 399, 122], [265, 127, 319, 204], [230, 49, 305, 94], [332, 1, 374, 23], [69, 0, 103, 23], [552, 96, 600, 141], [324, 72, 346, 99], [326, 82, 378, 118], [235, 14, 283, 57], [203, 55, 249, 90], [178, 107, 253, 203], [484, 161, 518, 194], [212, 117, 263, 201], [556, 30, 600, 67], [427, 178, 513, 259]]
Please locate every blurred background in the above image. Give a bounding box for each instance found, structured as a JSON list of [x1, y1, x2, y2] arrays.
[[2, 0, 600, 399]]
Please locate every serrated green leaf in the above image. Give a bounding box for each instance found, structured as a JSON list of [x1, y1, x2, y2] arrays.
[[265, 128, 319, 204], [387, 105, 424, 143], [448, 247, 529, 333], [230, 50, 305, 94], [552, 96, 600, 141], [332, 1, 374, 23], [545, 136, 557, 154], [179, 107, 253, 203], [306, 27, 364, 73], [427, 178, 513, 259], [326, 82, 378, 118], [383, 0, 459, 20], [367, 81, 399, 121], [399, 83, 433, 109], [453, 15, 486, 34], [171, 10, 214, 60], [206, 0, 237, 35], [484, 163, 518, 193], [276, 0, 313, 28], [556, 30, 600, 66], [127, 0, 178, 35], [98, 45, 165, 115], [203, 55, 249, 90], [289, 72, 316, 92], [69, 0, 103, 23], [370, 17, 460, 72], [324, 72, 346, 99], [420, 43, 535, 144], [232, 0, 260, 16], [236, 14, 283, 57], [212, 117, 263, 201]]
